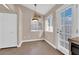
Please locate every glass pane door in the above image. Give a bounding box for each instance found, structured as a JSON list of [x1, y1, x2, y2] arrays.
[[57, 6, 73, 54], [64, 8, 72, 50]]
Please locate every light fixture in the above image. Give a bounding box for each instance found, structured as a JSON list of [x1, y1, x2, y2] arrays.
[[32, 4, 39, 21]]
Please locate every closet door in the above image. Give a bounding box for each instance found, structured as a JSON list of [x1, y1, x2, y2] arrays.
[[0, 13, 3, 48], [7, 13, 17, 47], [0, 13, 17, 48]]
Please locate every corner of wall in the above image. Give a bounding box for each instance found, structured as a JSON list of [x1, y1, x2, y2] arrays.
[[44, 39, 57, 49]]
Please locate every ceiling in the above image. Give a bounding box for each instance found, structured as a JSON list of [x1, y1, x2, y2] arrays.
[[22, 4, 55, 15]]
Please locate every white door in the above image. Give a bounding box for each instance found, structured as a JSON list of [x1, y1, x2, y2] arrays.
[[0, 13, 17, 48], [56, 5, 76, 54]]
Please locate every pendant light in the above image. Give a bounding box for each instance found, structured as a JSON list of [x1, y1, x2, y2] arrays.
[[32, 4, 39, 21]]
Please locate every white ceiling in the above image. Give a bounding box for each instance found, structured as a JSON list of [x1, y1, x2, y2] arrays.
[[22, 4, 55, 15]]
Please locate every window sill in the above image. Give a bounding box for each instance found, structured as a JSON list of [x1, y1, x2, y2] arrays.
[[45, 31, 53, 32], [31, 30, 43, 32]]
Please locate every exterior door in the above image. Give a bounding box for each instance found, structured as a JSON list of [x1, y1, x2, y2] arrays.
[[56, 5, 75, 54]]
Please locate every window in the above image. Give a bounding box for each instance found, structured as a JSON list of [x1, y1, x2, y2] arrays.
[[45, 15, 53, 32], [31, 20, 42, 31]]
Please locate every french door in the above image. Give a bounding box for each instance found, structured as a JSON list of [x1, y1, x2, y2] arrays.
[[56, 5, 76, 54]]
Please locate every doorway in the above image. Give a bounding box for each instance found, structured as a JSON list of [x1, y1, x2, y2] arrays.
[[56, 5, 76, 54]]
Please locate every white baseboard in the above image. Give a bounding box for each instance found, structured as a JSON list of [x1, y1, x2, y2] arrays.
[[17, 41, 23, 47], [44, 39, 56, 49], [18, 39, 44, 47], [22, 39, 44, 43], [17, 38, 56, 49]]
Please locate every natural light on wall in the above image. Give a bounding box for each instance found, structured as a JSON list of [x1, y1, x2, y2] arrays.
[[45, 15, 53, 32], [3, 4, 9, 10]]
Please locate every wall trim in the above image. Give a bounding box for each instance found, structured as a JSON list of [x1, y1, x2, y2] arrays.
[[18, 39, 44, 47], [44, 39, 56, 49], [22, 39, 44, 43], [17, 41, 23, 47], [17, 38, 56, 49]]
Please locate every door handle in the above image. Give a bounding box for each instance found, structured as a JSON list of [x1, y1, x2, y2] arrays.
[[57, 32, 59, 33], [60, 31, 62, 32]]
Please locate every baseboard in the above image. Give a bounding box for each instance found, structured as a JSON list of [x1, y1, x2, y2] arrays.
[[18, 38, 56, 49], [22, 39, 44, 43], [44, 39, 56, 49], [18, 39, 44, 47], [17, 41, 23, 47]]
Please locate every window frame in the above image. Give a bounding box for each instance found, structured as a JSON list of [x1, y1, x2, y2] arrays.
[[31, 19, 42, 32], [45, 15, 53, 32]]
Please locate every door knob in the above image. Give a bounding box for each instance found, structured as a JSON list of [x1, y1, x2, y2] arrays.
[[57, 32, 59, 33]]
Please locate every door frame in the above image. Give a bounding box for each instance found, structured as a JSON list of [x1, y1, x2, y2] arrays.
[[17, 7, 23, 47], [56, 5, 77, 54]]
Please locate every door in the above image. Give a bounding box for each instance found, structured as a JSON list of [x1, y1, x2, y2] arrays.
[[56, 5, 75, 54], [0, 13, 17, 48]]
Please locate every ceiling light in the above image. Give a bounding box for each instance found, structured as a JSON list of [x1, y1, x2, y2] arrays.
[[32, 4, 39, 21]]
